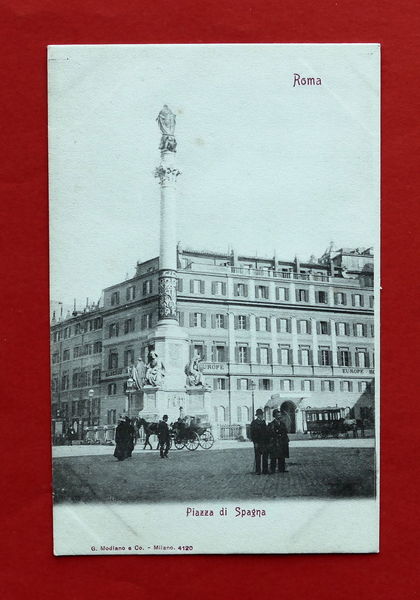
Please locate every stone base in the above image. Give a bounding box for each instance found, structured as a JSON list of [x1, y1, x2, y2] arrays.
[[138, 386, 213, 425]]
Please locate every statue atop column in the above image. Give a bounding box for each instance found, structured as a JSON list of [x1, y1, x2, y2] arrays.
[[157, 105, 177, 152]]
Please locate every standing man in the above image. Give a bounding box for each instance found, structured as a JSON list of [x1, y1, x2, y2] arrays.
[[157, 414, 170, 459], [250, 408, 269, 475], [268, 409, 290, 473]]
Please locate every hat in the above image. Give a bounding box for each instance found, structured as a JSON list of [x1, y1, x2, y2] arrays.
[[255, 409, 264, 416]]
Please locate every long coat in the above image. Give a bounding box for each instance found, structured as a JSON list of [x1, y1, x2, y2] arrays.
[[267, 419, 289, 458], [114, 421, 132, 460]]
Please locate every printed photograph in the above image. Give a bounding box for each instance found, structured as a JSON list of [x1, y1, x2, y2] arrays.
[[49, 44, 380, 554]]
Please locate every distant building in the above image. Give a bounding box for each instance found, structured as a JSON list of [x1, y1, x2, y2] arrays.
[[50, 245, 375, 440]]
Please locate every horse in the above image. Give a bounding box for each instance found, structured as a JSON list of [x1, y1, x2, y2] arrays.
[[136, 417, 160, 450]]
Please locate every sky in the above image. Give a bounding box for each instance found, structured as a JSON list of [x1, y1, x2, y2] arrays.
[[48, 44, 380, 308]]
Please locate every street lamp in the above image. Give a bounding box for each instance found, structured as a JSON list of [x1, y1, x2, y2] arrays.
[[88, 388, 94, 426], [250, 379, 256, 419], [126, 376, 135, 419]]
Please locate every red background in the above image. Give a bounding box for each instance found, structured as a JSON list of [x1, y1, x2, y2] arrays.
[[1, 1, 419, 598]]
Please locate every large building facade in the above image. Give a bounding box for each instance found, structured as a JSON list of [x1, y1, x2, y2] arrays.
[[50, 245, 375, 440]]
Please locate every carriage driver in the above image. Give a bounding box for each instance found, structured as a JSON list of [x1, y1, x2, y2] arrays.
[[157, 414, 170, 459], [250, 409, 269, 475]]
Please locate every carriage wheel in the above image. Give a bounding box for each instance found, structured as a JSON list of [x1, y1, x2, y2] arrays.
[[199, 430, 214, 449], [174, 436, 185, 450], [185, 432, 200, 451], [310, 431, 318, 438]]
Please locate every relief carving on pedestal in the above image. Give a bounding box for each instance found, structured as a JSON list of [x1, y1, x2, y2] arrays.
[[158, 270, 177, 320]]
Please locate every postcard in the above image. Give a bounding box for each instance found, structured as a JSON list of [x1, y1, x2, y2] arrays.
[[49, 43, 380, 554]]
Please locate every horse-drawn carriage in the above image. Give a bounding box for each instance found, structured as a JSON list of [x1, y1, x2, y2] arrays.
[[171, 416, 214, 451], [136, 415, 214, 450], [304, 407, 357, 439]]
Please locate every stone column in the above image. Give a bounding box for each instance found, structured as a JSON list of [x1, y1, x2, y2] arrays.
[[155, 149, 181, 323]]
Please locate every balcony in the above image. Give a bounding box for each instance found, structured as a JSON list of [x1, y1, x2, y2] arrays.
[[179, 262, 330, 282]]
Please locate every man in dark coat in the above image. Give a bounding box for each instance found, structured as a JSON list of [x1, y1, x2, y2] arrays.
[[125, 417, 135, 458], [157, 414, 170, 458], [250, 408, 269, 475], [268, 409, 290, 473], [114, 416, 131, 461]]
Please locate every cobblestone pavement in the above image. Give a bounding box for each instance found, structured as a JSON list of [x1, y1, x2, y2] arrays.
[[53, 446, 376, 503]]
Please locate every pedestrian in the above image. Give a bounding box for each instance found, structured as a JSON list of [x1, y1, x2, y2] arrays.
[[250, 408, 269, 475], [268, 409, 289, 473], [157, 414, 170, 459], [114, 416, 131, 461]]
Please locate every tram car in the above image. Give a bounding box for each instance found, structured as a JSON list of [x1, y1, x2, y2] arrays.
[[303, 407, 355, 438]]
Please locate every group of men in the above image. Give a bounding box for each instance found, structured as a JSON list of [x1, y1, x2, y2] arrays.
[[113, 414, 170, 461], [250, 408, 290, 475], [114, 409, 289, 473]]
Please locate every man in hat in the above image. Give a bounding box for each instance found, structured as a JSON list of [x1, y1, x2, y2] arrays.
[[157, 414, 170, 459], [268, 409, 290, 473], [114, 415, 131, 461], [250, 408, 269, 475]]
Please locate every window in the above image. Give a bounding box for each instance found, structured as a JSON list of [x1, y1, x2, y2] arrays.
[[358, 381, 369, 392], [321, 380, 334, 392], [72, 371, 81, 388], [212, 345, 226, 362], [353, 294, 364, 307], [109, 323, 119, 338], [214, 378, 227, 390], [341, 381, 353, 392], [297, 288, 309, 302], [338, 349, 351, 366], [143, 280, 153, 295], [277, 318, 290, 333], [356, 350, 369, 368], [74, 323, 83, 335], [354, 323, 366, 337], [61, 373, 69, 390], [236, 406, 250, 423], [280, 379, 293, 391], [257, 317, 269, 331], [124, 318, 135, 334], [111, 291, 120, 306], [258, 346, 270, 365], [302, 380, 313, 392], [108, 352, 118, 369], [319, 321, 330, 335], [214, 406, 226, 423], [141, 313, 152, 329], [126, 285, 136, 301], [124, 349, 135, 366], [369, 295, 374, 308], [278, 346, 291, 365], [237, 315, 248, 330], [214, 314, 226, 328], [237, 345, 249, 363], [52, 352, 59, 364], [319, 348, 332, 366], [63, 327, 70, 338], [237, 378, 249, 390], [108, 383, 117, 395], [259, 378, 272, 391], [93, 341, 102, 353], [92, 369, 101, 385], [235, 283, 248, 297], [212, 281, 226, 296], [193, 313, 203, 327], [276, 287, 289, 301], [298, 319, 310, 334], [316, 290, 328, 304], [255, 285, 269, 299], [299, 348, 311, 366], [94, 317, 102, 330], [335, 292, 347, 305], [191, 279, 204, 294], [336, 322, 349, 336], [192, 344, 205, 359]]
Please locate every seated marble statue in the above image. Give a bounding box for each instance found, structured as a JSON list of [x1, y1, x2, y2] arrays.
[[144, 350, 165, 387], [185, 353, 204, 387]]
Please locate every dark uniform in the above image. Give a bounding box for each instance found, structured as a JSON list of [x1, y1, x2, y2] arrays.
[[157, 415, 170, 458], [268, 411, 289, 473], [250, 410, 269, 475]]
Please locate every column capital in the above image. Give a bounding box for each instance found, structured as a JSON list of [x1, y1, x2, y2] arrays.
[[154, 165, 181, 186]]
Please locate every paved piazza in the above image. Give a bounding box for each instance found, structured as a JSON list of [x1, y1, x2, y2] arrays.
[[53, 441, 376, 503]]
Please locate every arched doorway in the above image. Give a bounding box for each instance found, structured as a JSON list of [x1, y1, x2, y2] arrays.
[[280, 401, 297, 433]]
